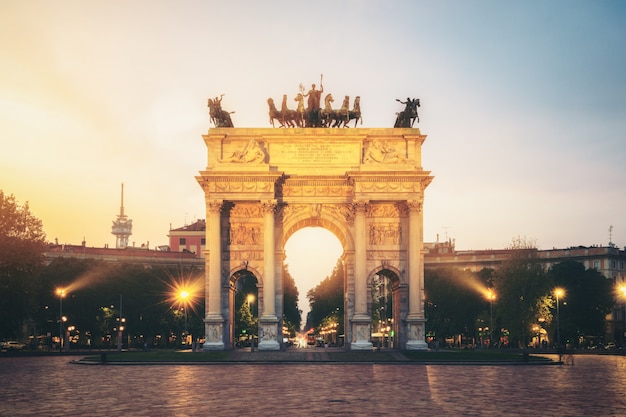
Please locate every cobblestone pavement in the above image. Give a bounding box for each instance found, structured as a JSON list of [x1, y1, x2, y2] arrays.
[[1, 353, 624, 416]]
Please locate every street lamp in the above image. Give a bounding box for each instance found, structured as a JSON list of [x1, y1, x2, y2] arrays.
[[55, 288, 66, 351], [619, 284, 626, 347], [247, 294, 255, 351], [486, 289, 496, 348], [554, 287, 565, 350], [180, 290, 189, 345]]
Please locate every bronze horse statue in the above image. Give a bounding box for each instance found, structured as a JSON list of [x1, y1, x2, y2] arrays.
[[394, 97, 420, 128], [208, 96, 234, 127], [281, 94, 303, 127], [338, 96, 362, 128], [267, 98, 284, 127]]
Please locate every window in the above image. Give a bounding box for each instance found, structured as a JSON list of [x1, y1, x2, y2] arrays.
[[593, 260, 600, 269], [201, 238, 206, 245], [179, 238, 186, 245]]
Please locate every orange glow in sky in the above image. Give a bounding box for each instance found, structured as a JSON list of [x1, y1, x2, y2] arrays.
[[2, 1, 625, 259]]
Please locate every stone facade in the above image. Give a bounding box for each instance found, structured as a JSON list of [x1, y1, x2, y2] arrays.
[[196, 128, 433, 350]]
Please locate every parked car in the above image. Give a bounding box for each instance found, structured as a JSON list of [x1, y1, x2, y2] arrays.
[[1, 341, 26, 350]]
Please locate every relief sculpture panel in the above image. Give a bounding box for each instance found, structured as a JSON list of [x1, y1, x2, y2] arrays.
[[228, 223, 262, 245], [369, 223, 402, 245]]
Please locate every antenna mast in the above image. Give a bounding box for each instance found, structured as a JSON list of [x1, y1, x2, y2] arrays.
[[111, 182, 132, 248], [120, 182, 125, 218]]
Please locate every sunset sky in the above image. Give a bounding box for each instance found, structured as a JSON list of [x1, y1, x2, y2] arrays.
[[2, 1, 625, 309]]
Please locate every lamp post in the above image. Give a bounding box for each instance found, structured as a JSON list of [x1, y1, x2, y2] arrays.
[[247, 294, 255, 351], [180, 290, 189, 346], [554, 288, 565, 350], [117, 294, 124, 352], [55, 288, 66, 351], [619, 284, 626, 347], [486, 289, 496, 348]]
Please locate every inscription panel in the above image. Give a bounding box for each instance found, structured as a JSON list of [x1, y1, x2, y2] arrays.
[[269, 141, 361, 165]]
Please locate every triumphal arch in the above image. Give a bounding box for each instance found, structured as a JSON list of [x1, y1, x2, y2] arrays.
[[197, 127, 432, 350]]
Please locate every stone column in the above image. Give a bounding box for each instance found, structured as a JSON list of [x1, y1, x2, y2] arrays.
[[351, 200, 372, 350], [203, 199, 225, 350], [405, 199, 427, 350], [258, 200, 280, 350]]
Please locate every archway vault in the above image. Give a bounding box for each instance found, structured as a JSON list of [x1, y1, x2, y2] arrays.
[[197, 128, 433, 351]]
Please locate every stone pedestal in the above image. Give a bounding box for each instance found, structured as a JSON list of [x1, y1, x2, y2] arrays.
[[405, 318, 428, 350], [350, 315, 373, 350], [257, 316, 280, 351], [202, 317, 225, 351]]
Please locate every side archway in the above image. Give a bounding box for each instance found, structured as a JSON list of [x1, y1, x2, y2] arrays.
[[368, 267, 406, 349]]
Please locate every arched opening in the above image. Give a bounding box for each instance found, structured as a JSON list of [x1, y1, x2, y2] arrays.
[[284, 226, 343, 345], [370, 269, 401, 349], [229, 270, 258, 350]]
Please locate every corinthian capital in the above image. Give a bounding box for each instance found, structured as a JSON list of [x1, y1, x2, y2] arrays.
[[406, 200, 423, 214], [353, 200, 369, 215], [207, 200, 223, 214], [261, 200, 278, 214]]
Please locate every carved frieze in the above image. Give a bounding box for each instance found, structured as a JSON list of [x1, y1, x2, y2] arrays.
[[221, 139, 267, 163], [369, 223, 402, 245], [326, 203, 354, 224], [366, 203, 401, 218], [367, 251, 406, 260], [363, 139, 413, 164], [224, 251, 263, 261], [230, 203, 263, 219], [228, 223, 262, 245], [199, 177, 275, 194], [281, 177, 353, 198], [281, 204, 308, 222]]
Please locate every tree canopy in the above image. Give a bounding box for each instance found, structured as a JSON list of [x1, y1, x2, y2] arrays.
[[0, 191, 47, 339], [306, 259, 344, 332]]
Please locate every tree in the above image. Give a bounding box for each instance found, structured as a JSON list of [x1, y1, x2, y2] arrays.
[[424, 267, 487, 346], [492, 237, 549, 348], [233, 272, 258, 343], [306, 259, 344, 332], [547, 261, 614, 347], [0, 191, 46, 339], [38, 257, 204, 349], [282, 264, 302, 333]]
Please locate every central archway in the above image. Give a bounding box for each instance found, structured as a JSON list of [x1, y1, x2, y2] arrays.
[[197, 128, 433, 350], [284, 226, 343, 330]]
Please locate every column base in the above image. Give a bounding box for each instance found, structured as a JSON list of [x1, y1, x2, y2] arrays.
[[350, 315, 372, 350], [202, 342, 225, 351], [405, 317, 427, 350], [203, 315, 225, 351], [258, 340, 281, 351], [405, 340, 428, 350], [258, 315, 280, 351], [351, 340, 374, 350]]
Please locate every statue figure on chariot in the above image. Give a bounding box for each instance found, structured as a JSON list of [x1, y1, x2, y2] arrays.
[[208, 94, 234, 127]]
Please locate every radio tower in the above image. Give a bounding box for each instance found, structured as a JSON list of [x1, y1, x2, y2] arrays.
[[111, 183, 132, 248]]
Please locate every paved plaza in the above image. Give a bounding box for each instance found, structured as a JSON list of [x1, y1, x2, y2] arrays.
[[0, 353, 624, 416]]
